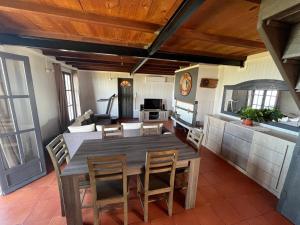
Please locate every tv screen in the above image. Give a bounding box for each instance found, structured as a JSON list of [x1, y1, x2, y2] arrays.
[[144, 99, 162, 110]]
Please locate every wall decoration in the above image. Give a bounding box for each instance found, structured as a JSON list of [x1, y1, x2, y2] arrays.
[[174, 67, 198, 103], [179, 72, 192, 96], [120, 80, 131, 87], [200, 78, 218, 88]]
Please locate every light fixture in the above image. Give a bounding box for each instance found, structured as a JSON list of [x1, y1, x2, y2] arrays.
[[45, 57, 53, 73]]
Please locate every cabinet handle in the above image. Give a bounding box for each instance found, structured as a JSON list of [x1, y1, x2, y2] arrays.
[[276, 145, 288, 190]]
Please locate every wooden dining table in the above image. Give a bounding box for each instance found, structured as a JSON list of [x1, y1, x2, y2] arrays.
[[61, 134, 200, 225]]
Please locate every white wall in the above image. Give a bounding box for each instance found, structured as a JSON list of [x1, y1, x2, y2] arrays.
[[0, 45, 75, 141], [195, 65, 219, 122], [213, 52, 283, 114], [77, 71, 174, 118]]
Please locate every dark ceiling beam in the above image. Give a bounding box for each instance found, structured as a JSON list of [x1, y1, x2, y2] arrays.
[[69, 62, 179, 70], [175, 30, 265, 49], [75, 67, 176, 75], [0, 34, 244, 66], [131, 0, 205, 74], [244, 0, 261, 4], [0, 33, 147, 56], [56, 56, 187, 67], [0, 0, 160, 33], [0, 26, 147, 48]]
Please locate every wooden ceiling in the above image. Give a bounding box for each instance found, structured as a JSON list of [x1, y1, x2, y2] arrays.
[[0, 0, 265, 75]]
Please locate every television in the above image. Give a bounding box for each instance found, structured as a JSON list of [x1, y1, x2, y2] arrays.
[[144, 98, 162, 110]]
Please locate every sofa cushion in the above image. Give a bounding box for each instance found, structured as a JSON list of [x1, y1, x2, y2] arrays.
[[63, 131, 102, 157], [68, 123, 95, 133]]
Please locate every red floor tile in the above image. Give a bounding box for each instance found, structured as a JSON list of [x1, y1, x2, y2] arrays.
[[192, 204, 225, 225], [210, 198, 244, 225], [226, 195, 262, 220], [0, 124, 294, 225]]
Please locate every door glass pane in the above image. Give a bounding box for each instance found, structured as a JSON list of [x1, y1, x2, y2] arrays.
[[0, 135, 21, 169], [13, 98, 34, 130], [68, 106, 74, 121], [5, 59, 28, 95], [0, 59, 7, 96], [20, 131, 38, 162], [0, 99, 15, 133], [66, 91, 73, 105]]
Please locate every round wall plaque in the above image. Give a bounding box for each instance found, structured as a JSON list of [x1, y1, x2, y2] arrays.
[[179, 72, 192, 96]]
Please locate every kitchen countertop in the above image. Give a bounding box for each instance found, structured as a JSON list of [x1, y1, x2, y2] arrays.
[[208, 114, 299, 143]]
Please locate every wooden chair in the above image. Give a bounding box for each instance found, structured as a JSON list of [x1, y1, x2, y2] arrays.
[[175, 128, 204, 189], [142, 123, 162, 136], [137, 150, 178, 222], [87, 155, 128, 225], [46, 134, 90, 217], [102, 124, 124, 138], [186, 128, 204, 151]]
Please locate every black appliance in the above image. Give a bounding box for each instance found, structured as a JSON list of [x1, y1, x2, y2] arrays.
[[144, 98, 162, 110]]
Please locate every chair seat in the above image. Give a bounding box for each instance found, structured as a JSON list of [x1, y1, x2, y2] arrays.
[[96, 180, 124, 201], [139, 172, 171, 191]]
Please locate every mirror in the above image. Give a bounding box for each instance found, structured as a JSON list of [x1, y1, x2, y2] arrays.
[[221, 79, 300, 132]]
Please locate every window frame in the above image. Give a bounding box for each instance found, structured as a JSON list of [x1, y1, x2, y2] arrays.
[[63, 72, 77, 122], [251, 90, 278, 110]]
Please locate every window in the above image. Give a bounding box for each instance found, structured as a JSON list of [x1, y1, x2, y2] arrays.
[[63, 72, 76, 121], [264, 90, 278, 109], [252, 90, 264, 109], [251, 89, 278, 109]]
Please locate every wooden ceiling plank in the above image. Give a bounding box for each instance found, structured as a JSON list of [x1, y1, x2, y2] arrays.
[[0, 0, 161, 33], [131, 0, 205, 74], [175, 29, 265, 49]]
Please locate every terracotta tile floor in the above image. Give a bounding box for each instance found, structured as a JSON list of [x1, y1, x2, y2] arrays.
[[0, 125, 294, 225]]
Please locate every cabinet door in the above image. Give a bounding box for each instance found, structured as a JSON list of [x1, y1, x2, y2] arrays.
[[144, 112, 149, 121], [203, 116, 225, 154], [247, 132, 294, 196]]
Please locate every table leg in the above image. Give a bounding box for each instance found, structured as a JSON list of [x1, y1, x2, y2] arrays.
[[185, 158, 200, 209], [61, 175, 82, 225]]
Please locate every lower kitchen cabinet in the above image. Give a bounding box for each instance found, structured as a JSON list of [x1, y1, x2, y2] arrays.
[[203, 114, 297, 197]]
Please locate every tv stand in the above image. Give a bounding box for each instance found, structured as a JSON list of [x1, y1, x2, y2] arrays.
[[139, 109, 168, 122]]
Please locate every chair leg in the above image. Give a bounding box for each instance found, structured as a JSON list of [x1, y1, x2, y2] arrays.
[[60, 196, 65, 217], [58, 186, 65, 217], [94, 206, 99, 225], [168, 191, 174, 216], [124, 199, 128, 225], [144, 194, 149, 223], [136, 175, 140, 194]]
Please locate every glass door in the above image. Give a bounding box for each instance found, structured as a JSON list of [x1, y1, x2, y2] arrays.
[[0, 52, 45, 195]]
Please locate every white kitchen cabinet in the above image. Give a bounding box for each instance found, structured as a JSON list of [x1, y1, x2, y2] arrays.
[[203, 115, 226, 154], [203, 114, 297, 198], [247, 132, 295, 197]]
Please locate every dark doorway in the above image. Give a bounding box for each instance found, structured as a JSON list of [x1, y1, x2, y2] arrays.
[[118, 78, 133, 119]]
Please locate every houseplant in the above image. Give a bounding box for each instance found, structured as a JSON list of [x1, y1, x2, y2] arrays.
[[238, 107, 284, 126], [261, 108, 283, 122], [238, 107, 264, 126]]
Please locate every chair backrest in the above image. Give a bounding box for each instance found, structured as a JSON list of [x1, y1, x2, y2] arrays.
[[87, 154, 127, 201], [102, 124, 124, 138], [142, 123, 162, 136], [121, 122, 143, 137], [186, 128, 204, 151], [46, 134, 70, 176], [144, 150, 178, 190]]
